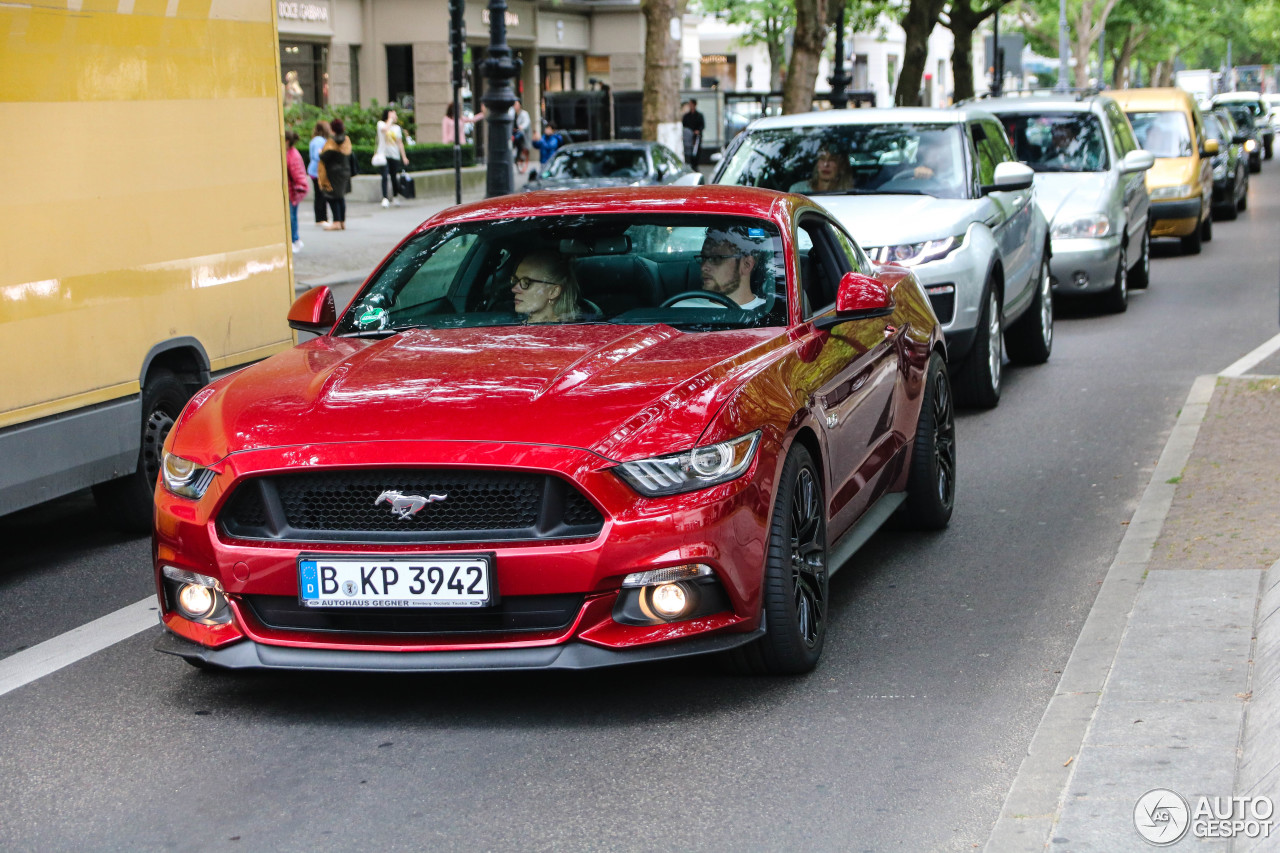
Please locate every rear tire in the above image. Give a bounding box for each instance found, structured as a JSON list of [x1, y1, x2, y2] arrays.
[[1181, 220, 1203, 255], [729, 445, 828, 675], [1129, 230, 1150, 290], [1100, 242, 1129, 313], [92, 370, 190, 533], [902, 353, 955, 530], [1201, 211, 1213, 243], [1239, 174, 1249, 211], [1005, 251, 1053, 365], [953, 285, 1003, 409]]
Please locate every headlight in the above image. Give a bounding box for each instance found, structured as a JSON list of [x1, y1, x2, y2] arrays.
[[161, 452, 214, 499], [1245, 139, 1258, 153], [871, 235, 963, 267], [1149, 184, 1195, 201], [615, 431, 761, 496], [1051, 213, 1111, 239]]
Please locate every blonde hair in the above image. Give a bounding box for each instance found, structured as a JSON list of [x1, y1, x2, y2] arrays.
[[523, 250, 580, 319]]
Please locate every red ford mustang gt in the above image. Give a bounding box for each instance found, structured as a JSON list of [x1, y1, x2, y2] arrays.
[[153, 186, 955, 675]]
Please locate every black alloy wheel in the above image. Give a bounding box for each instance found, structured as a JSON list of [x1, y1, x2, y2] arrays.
[[954, 284, 1003, 409], [1129, 230, 1150, 290], [730, 444, 828, 675], [1101, 242, 1129, 313], [902, 352, 956, 530]]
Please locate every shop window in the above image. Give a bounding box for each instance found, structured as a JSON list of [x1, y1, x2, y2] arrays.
[[281, 42, 328, 107], [387, 44, 414, 109], [350, 45, 361, 105]]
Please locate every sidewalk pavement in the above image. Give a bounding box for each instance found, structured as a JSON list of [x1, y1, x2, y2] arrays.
[[987, 358, 1280, 851], [286, 176, 1280, 851]]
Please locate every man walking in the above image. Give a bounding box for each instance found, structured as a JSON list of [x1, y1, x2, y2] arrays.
[[682, 99, 705, 169]]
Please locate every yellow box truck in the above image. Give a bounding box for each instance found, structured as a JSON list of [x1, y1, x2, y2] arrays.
[[1, 0, 295, 528]]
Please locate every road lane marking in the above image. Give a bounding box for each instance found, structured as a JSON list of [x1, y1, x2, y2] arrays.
[[1221, 331, 1280, 378], [0, 597, 158, 698]]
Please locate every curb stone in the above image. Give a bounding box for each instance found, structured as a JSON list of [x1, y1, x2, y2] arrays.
[[1237, 558, 1280, 853]]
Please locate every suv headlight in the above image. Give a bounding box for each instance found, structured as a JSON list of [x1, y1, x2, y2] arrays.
[[1051, 213, 1111, 239], [870, 235, 963, 267], [1150, 184, 1195, 201], [161, 452, 215, 499], [615, 431, 761, 497]]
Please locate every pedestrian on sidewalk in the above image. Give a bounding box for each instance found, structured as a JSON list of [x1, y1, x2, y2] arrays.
[[375, 108, 409, 208], [317, 118, 355, 230], [531, 123, 566, 166], [284, 130, 309, 252], [307, 120, 332, 225], [512, 101, 531, 173], [441, 103, 482, 145], [682, 99, 705, 169]]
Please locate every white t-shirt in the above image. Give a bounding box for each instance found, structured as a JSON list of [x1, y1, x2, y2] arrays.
[[377, 121, 403, 160]]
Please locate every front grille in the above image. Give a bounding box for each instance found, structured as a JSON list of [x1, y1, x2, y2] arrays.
[[243, 593, 583, 635], [219, 469, 604, 544]]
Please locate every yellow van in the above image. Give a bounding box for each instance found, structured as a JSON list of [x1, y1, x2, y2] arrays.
[[1111, 88, 1219, 254], [1, 0, 295, 528]]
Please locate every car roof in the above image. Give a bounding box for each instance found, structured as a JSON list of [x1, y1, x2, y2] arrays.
[[1108, 87, 1196, 112], [415, 185, 801, 231], [556, 140, 661, 152], [746, 106, 993, 130], [979, 94, 1110, 113], [1212, 91, 1263, 102]]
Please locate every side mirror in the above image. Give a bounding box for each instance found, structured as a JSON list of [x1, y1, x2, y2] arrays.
[[983, 161, 1034, 194], [813, 272, 894, 330], [710, 151, 723, 163], [1120, 150, 1155, 173], [288, 285, 336, 334], [672, 172, 705, 186], [1202, 138, 1220, 156]]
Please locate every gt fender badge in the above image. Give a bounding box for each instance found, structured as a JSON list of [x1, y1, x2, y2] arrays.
[[375, 490, 448, 519]]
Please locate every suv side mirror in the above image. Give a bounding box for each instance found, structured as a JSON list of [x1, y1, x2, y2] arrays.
[[1120, 150, 1155, 173], [813, 272, 894, 330], [288, 285, 336, 334], [1202, 138, 1220, 156], [982, 161, 1034, 194]]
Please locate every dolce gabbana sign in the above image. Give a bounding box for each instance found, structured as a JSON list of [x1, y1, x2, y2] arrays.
[[278, 0, 328, 23]]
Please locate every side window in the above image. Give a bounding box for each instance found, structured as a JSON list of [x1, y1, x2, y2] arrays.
[[828, 221, 873, 276], [983, 120, 1015, 162], [1105, 104, 1135, 155], [1190, 108, 1207, 152], [969, 122, 997, 186], [393, 233, 477, 313], [796, 216, 853, 318]]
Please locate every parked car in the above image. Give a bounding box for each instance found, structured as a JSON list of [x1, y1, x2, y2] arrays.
[[526, 141, 702, 190], [1214, 103, 1264, 173], [1210, 92, 1273, 159], [713, 107, 1051, 408], [1204, 109, 1249, 219], [1112, 88, 1219, 255], [1263, 94, 1280, 145], [985, 93, 1154, 313], [152, 186, 955, 675]]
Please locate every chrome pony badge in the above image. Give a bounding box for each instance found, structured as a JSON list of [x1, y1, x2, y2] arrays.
[[375, 490, 448, 519]]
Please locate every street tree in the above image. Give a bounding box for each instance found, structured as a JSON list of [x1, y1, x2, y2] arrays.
[[896, 0, 947, 105], [783, 0, 830, 113], [693, 0, 793, 91], [641, 0, 687, 145], [941, 0, 1016, 101]]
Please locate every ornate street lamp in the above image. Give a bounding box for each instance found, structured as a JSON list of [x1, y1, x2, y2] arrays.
[[828, 6, 851, 109], [482, 0, 519, 197]]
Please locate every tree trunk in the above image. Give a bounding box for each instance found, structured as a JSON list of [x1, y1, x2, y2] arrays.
[[947, 5, 978, 103], [896, 0, 946, 106], [769, 40, 786, 91], [641, 0, 685, 147], [783, 0, 828, 114]]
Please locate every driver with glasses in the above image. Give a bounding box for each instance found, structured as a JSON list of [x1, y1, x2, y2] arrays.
[[694, 226, 768, 309]]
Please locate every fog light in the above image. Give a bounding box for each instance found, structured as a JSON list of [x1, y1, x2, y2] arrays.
[[1072, 272, 1090, 289], [177, 583, 215, 619], [650, 583, 689, 617]]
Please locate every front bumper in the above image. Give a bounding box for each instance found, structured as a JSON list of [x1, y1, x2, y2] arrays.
[[1148, 197, 1202, 237], [153, 439, 775, 670], [1048, 236, 1121, 295]]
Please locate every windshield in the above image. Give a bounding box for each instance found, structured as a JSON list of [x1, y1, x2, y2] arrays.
[[1221, 105, 1257, 131], [999, 113, 1109, 172], [1126, 111, 1193, 158], [543, 148, 650, 180], [717, 123, 969, 199], [334, 214, 789, 335]]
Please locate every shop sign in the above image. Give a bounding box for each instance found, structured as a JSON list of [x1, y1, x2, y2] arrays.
[[278, 1, 328, 23]]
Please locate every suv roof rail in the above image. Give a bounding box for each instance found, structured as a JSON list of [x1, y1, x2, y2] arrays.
[[957, 87, 1105, 105]]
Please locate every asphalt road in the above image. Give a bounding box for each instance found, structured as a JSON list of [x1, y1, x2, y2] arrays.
[[2, 169, 1278, 852]]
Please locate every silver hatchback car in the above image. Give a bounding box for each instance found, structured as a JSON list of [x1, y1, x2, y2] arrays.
[[984, 94, 1155, 313]]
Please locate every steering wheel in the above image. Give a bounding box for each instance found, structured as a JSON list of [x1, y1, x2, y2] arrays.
[[578, 298, 603, 317], [660, 290, 741, 310]]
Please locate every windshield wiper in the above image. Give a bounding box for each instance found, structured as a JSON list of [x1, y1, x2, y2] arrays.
[[337, 328, 405, 339]]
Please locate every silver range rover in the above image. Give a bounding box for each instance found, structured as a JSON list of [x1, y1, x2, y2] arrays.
[[713, 107, 1052, 409], [983, 93, 1155, 313]]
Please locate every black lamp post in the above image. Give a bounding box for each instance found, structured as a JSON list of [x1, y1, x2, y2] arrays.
[[828, 6, 851, 109], [482, 0, 519, 197]]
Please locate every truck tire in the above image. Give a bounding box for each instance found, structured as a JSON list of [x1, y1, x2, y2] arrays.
[[92, 370, 190, 533]]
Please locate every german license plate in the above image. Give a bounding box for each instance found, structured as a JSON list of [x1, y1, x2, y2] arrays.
[[298, 555, 493, 608]]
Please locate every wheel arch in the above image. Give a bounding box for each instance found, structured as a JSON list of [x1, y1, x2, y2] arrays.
[[140, 338, 210, 394]]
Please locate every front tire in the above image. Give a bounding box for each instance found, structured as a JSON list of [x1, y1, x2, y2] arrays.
[[954, 285, 1003, 409], [92, 370, 190, 532], [1239, 172, 1249, 211], [1100, 242, 1129, 313], [1129, 230, 1150, 290], [1181, 219, 1203, 255], [731, 445, 828, 675], [1005, 251, 1053, 365], [902, 353, 956, 530], [1201, 210, 1213, 243]]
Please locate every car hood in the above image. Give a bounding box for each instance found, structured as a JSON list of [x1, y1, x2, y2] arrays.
[[1033, 172, 1111, 224], [530, 176, 650, 191], [1145, 156, 1197, 191], [171, 325, 784, 466], [811, 195, 980, 246]]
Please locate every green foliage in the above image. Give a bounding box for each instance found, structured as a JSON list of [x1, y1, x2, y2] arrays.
[[284, 101, 419, 147]]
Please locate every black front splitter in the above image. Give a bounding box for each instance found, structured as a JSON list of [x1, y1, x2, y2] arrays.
[[155, 625, 764, 673]]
